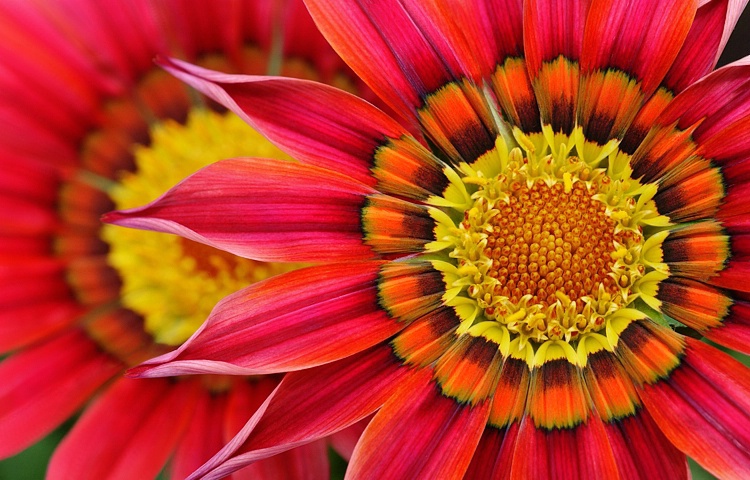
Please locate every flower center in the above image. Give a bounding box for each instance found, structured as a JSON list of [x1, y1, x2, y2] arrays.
[[103, 109, 298, 345], [428, 129, 671, 364]]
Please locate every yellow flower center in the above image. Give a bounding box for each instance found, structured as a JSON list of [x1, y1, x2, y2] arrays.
[[102, 109, 298, 345], [428, 127, 672, 366]]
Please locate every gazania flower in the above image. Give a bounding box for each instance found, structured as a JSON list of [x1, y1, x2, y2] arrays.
[[109, 0, 750, 478], [0, 0, 364, 477]]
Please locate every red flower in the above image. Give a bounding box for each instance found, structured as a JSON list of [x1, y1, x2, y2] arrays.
[[0, 0, 364, 477], [111, 0, 750, 478]]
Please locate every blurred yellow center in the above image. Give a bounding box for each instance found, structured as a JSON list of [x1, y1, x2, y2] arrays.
[[103, 110, 297, 345]]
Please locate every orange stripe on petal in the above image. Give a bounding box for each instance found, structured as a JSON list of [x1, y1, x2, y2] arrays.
[[658, 278, 731, 331], [418, 80, 498, 163], [391, 307, 459, 368], [372, 136, 449, 201], [630, 121, 698, 183], [532, 57, 580, 134], [661, 222, 729, 281], [434, 335, 503, 405], [378, 260, 445, 323], [620, 87, 674, 155], [614, 320, 684, 386], [488, 357, 529, 429], [577, 69, 644, 145], [527, 359, 590, 429], [653, 167, 724, 222], [524, 0, 587, 134], [491, 58, 542, 133], [362, 194, 435, 255], [583, 350, 640, 422]]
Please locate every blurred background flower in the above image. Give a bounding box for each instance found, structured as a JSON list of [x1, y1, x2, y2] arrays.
[[0, 0, 367, 478]]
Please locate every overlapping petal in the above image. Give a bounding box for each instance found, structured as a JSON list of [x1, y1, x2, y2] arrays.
[[130, 263, 404, 376], [104, 158, 378, 263]]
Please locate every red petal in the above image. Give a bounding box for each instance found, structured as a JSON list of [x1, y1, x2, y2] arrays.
[[130, 263, 402, 377], [347, 367, 490, 479], [158, 56, 410, 187], [639, 338, 750, 478], [0, 330, 120, 458], [579, 0, 696, 143], [524, 0, 588, 133], [464, 424, 519, 479], [604, 409, 688, 479], [104, 158, 377, 263], [48, 377, 201, 480], [188, 344, 408, 480], [510, 414, 620, 480], [303, 0, 456, 122], [0, 301, 82, 353]]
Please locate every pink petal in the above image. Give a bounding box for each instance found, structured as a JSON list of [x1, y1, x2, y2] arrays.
[[0, 330, 121, 458], [158, 57, 408, 186], [189, 344, 408, 480], [103, 158, 378, 263], [664, 0, 746, 92], [347, 366, 490, 479], [639, 337, 750, 478], [130, 262, 403, 377], [578, 0, 697, 143]]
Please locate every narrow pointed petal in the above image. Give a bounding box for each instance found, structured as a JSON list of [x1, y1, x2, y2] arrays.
[[104, 158, 377, 263], [638, 338, 750, 478], [472, 358, 531, 478], [0, 330, 120, 458], [130, 262, 403, 377], [585, 350, 687, 478], [604, 410, 688, 479], [158, 57, 408, 187], [48, 377, 201, 480], [665, 0, 748, 92], [190, 345, 408, 480], [347, 367, 491, 479], [515, 356, 620, 478], [578, 0, 697, 144]]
